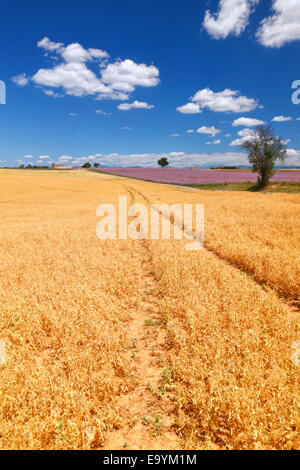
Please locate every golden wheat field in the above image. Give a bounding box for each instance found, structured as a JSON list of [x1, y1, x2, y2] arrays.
[[0, 169, 299, 450]]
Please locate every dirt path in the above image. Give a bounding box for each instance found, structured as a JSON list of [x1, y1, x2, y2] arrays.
[[102, 189, 181, 450]]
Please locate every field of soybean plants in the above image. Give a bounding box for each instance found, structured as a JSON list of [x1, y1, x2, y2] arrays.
[[0, 169, 299, 450]]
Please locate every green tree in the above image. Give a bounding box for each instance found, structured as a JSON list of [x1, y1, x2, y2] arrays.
[[94, 162, 100, 168], [241, 125, 286, 189], [82, 162, 91, 168], [157, 157, 169, 168]]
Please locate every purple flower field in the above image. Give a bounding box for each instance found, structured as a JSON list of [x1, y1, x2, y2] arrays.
[[98, 168, 300, 185]]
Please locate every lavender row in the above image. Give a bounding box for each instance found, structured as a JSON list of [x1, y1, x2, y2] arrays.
[[97, 168, 300, 185]]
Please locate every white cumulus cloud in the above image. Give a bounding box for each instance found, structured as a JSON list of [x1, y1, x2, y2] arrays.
[[176, 103, 201, 114], [196, 126, 221, 136], [43, 89, 62, 98], [233, 117, 265, 127], [256, 0, 300, 48], [61, 43, 109, 63], [37, 37, 64, 52], [32, 61, 112, 97], [203, 0, 258, 39], [272, 115, 293, 122], [230, 127, 257, 146], [286, 148, 300, 156], [190, 87, 259, 113], [101, 59, 159, 92], [11, 73, 29, 86], [58, 155, 73, 162], [118, 100, 154, 111]]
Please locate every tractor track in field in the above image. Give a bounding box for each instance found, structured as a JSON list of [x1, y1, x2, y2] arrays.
[[102, 186, 181, 451], [126, 184, 300, 321]]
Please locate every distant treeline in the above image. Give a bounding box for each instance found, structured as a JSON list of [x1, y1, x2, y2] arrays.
[[0, 165, 50, 169], [211, 166, 237, 170], [18, 164, 50, 169]]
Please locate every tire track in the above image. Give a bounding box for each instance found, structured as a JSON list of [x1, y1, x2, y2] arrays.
[[102, 186, 181, 450], [126, 183, 299, 320]]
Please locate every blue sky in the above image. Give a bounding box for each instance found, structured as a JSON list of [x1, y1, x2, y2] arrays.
[[1, 0, 300, 168]]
